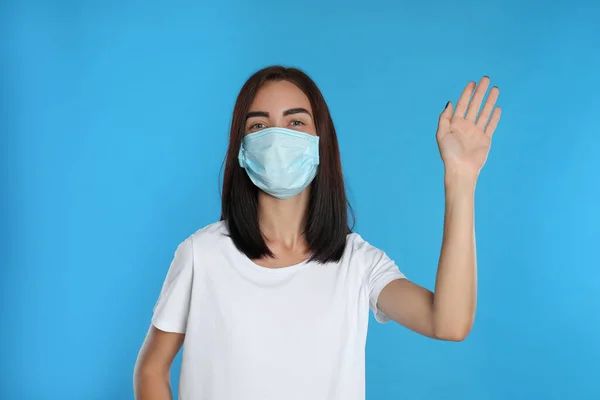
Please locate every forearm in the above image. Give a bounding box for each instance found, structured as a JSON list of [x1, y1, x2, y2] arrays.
[[432, 171, 478, 341], [134, 368, 172, 400]]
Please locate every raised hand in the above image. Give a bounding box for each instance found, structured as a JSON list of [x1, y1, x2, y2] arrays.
[[436, 76, 501, 181]]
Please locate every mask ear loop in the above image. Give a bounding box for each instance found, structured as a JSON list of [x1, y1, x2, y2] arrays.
[[312, 136, 320, 164], [238, 146, 247, 168]]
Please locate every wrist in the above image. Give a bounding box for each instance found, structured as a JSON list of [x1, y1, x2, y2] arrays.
[[444, 168, 478, 192]]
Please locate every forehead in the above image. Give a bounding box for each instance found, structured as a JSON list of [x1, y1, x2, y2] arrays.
[[249, 80, 312, 112]]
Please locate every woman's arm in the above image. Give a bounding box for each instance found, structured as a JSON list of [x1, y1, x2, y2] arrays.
[[134, 325, 185, 400], [377, 76, 501, 341], [377, 177, 476, 341], [432, 174, 478, 340]]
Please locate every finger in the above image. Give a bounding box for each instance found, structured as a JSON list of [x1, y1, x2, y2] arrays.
[[466, 76, 490, 122], [476, 86, 500, 130], [484, 107, 502, 136], [454, 81, 476, 119]]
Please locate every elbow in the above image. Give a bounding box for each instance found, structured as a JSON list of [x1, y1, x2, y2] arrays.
[[433, 321, 473, 342], [435, 329, 470, 342], [134, 362, 165, 383], [133, 359, 167, 391]]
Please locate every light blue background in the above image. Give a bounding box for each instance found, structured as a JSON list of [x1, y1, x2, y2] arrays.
[[2, 0, 599, 399]]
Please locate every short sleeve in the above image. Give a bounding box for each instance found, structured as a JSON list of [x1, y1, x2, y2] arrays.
[[151, 237, 194, 334], [364, 242, 406, 324]]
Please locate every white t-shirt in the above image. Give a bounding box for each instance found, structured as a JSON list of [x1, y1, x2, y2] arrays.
[[151, 221, 406, 400]]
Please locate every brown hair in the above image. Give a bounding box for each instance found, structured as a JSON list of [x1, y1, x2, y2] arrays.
[[220, 65, 354, 263]]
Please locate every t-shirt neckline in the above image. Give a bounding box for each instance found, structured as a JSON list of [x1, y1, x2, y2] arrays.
[[242, 255, 312, 274]]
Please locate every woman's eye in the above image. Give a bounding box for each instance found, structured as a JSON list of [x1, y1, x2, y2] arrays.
[[290, 120, 304, 127], [249, 123, 266, 130]]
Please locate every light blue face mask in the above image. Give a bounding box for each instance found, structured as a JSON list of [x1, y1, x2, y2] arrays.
[[238, 127, 320, 199]]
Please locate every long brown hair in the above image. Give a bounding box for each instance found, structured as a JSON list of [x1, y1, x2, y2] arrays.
[[220, 65, 353, 263]]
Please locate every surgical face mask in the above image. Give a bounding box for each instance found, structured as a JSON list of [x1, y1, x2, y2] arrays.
[[238, 127, 320, 199]]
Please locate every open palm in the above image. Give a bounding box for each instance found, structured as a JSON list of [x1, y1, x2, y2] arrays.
[[437, 76, 502, 178]]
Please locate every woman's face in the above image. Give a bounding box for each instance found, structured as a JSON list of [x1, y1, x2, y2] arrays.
[[245, 80, 317, 136]]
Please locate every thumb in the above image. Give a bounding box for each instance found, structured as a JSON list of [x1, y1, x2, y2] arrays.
[[437, 101, 452, 132]]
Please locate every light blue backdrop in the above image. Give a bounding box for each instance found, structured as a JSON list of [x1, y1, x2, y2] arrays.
[[2, 0, 599, 399]]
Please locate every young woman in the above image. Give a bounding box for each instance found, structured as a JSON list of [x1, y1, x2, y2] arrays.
[[134, 66, 501, 400]]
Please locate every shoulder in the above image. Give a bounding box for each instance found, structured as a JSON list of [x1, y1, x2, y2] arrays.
[[185, 220, 230, 250], [344, 231, 389, 264], [167, 221, 230, 268], [346, 231, 381, 253], [345, 232, 405, 292]]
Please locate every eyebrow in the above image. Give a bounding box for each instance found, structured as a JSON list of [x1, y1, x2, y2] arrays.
[[283, 108, 312, 117], [246, 111, 269, 119], [245, 108, 313, 120]]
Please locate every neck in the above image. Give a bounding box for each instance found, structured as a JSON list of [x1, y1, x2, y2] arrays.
[[258, 189, 310, 249]]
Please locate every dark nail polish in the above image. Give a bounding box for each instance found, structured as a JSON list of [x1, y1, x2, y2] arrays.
[[445, 101, 450, 109]]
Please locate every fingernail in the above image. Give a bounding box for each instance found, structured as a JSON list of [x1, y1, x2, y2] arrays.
[[445, 101, 450, 109]]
